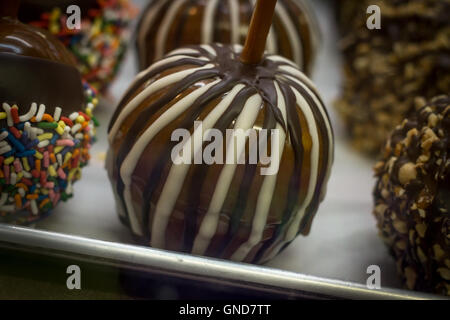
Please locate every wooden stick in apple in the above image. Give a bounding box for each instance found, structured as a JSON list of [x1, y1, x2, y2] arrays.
[[240, 0, 278, 65]]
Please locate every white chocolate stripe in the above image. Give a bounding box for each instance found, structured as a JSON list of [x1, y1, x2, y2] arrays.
[[266, 27, 278, 55], [109, 64, 214, 144], [275, 2, 303, 67], [284, 74, 333, 195], [151, 84, 246, 248], [267, 55, 297, 67], [279, 65, 318, 95], [202, 0, 220, 44], [200, 44, 217, 57], [261, 89, 332, 263], [166, 48, 203, 57], [138, 0, 170, 67], [260, 85, 323, 263], [106, 149, 127, 218], [192, 93, 263, 255], [231, 82, 288, 261], [293, 0, 321, 55], [155, 0, 187, 61], [283, 74, 333, 155], [126, 53, 207, 103], [283, 89, 319, 241], [136, 53, 208, 93], [228, 0, 240, 44], [121, 80, 221, 237]]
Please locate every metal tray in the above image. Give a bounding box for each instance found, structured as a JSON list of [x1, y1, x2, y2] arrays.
[[0, 223, 444, 300]]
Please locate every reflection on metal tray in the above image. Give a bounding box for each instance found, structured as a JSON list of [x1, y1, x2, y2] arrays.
[[0, 223, 444, 300]]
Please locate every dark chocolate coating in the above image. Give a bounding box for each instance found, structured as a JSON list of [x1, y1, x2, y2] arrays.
[[0, 17, 83, 120], [18, 0, 99, 23], [0, 53, 84, 115], [373, 95, 450, 296], [0, 17, 77, 66]]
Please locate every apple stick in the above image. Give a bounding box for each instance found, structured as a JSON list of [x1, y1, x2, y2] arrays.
[[240, 0, 278, 65]]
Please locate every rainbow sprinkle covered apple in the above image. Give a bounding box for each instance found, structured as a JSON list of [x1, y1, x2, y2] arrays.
[[106, 0, 333, 263], [0, 1, 97, 224], [19, 0, 136, 93]]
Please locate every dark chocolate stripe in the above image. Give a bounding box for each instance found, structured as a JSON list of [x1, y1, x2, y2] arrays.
[[115, 69, 221, 228], [116, 68, 220, 168], [257, 80, 287, 132], [108, 57, 208, 132], [142, 79, 236, 240], [217, 87, 277, 258], [213, 0, 223, 42], [135, 0, 154, 69], [280, 0, 308, 71], [285, 80, 333, 235], [276, 68, 331, 123], [254, 76, 330, 261], [182, 86, 257, 253], [146, 0, 174, 65], [284, 78, 331, 235], [252, 79, 305, 263], [173, 0, 191, 50]]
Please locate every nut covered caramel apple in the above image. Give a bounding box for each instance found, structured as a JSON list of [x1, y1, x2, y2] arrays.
[[107, 0, 333, 263], [0, 3, 98, 224], [136, 0, 321, 76], [335, 0, 450, 155], [373, 95, 450, 295]]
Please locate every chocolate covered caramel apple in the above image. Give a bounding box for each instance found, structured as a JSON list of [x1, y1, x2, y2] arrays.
[[0, 2, 98, 224], [18, 0, 136, 93], [136, 0, 321, 76], [373, 95, 449, 295], [107, 0, 333, 263]]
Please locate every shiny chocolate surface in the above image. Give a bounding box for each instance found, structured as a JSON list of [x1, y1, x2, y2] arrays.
[[0, 16, 83, 119], [107, 45, 334, 263]]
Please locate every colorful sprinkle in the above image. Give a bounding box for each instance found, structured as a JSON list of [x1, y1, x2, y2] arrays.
[[0, 81, 98, 223]]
